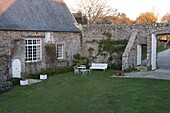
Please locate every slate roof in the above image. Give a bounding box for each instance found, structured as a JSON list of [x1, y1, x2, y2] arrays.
[[0, 0, 80, 32]]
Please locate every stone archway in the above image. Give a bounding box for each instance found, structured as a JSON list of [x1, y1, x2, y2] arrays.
[[147, 32, 170, 70], [156, 33, 170, 69]]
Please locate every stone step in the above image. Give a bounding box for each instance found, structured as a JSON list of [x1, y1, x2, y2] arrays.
[[136, 66, 148, 72]]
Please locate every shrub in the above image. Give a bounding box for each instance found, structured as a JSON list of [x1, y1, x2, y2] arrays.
[[55, 66, 73, 74], [109, 63, 122, 70], [26, 74, 40, 79], [9, 78, 20, 86], [73, 53, 81, 60], [123, 66, 138, 72], [0, 76, 13, 94], [10, 66, 74, 85], [73, 53, 88, 67], [43, 68, 57, 76], [42, 66, 74, 76]]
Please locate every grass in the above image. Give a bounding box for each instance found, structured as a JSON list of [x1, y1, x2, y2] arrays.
[[1, 70, 170, 113], [157, 46, 170, 53], [142, 46, 170, 60]]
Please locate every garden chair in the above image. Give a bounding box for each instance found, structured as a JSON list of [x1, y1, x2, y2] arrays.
[[74, 67, 80, 75]]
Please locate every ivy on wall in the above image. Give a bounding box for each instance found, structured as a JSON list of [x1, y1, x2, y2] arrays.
[[73, 53, 88, 67], [45, 43, 56, 63], [98, 39, 128, 55], [87, 32, 128, 67]]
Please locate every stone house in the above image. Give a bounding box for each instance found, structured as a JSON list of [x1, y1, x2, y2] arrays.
[[1, 1, 170, 79], [0, 0, 81, 78]]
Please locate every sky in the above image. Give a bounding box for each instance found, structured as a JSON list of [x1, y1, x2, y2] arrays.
[[64, 0, 170, 20]]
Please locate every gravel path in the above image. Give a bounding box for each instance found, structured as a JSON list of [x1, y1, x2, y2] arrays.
[[157, 48, 170, 69], [112, 48, 170, 80], [28, 79, 42, 85], [112, 69, 170, 80], [142, 48, 170, 68]]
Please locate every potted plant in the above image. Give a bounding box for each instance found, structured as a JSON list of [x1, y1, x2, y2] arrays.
[[40, 69, 47, 80], [120, 72, 124, 76], [116, 71, 124, 76], [20, 73, 28, 86], [116, 72, 120, 76]]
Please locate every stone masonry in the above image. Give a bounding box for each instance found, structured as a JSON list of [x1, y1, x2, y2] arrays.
[[0, 31, 81, 78], [1, 23, 170, 78], [81, 23, 170, 70]]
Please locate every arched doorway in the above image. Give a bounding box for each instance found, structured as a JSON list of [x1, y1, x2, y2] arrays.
[[12, 59, 21, 78], [157, 34, 170, 69], [150, 33, 170, 70]]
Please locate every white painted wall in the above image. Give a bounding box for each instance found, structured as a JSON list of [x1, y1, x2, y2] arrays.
[[151, 34, 157, 70], [12, 59, 21, 78], [137, 45, 142, 65], [45, 32, 54, 44]]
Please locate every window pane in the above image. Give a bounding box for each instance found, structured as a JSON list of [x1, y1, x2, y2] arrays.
[[33, 40, 36, 44], [25, 40, 27, 44], [57, 44, 63, 59], [37, 40, 40, 44], [28, 40, 32, 44], [25, 39, 41, 62]]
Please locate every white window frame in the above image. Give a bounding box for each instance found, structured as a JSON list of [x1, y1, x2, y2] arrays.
[[25, 38, 42, 62], [56, 44, 64, 59]]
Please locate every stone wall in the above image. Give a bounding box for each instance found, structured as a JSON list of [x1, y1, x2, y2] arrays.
[[1, 23, 170, 78], [81, 23, 170, 70], [0, 76, 12, 94], [81, 25, 132, 64]]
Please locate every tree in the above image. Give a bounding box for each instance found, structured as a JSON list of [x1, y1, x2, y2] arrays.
[[161, 12, 170, 23], [96, 13, 132, 24], [96, 16, 115, 24], [135, 12, 158, 24], [113, 13, 132, 24], [75, 0, 117, 24], [73, 11, 88, 24]]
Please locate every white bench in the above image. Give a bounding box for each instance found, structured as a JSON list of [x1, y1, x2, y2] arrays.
[[90, 63, 108, 71]]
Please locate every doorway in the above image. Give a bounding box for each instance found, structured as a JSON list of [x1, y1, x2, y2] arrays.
[[12, 59, 21, 78], [157, 34, 170, 69]]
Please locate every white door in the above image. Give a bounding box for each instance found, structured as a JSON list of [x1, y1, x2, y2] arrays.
[[151, 34, 157, 70], [137, 45, 142, 65], [12, 59, 21, 78]]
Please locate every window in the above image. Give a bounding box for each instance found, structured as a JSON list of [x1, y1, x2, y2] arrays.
[[25, 39, 42, 62], [57, 44, 64, 59]]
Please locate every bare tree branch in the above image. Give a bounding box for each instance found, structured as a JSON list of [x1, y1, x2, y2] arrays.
[[75, 0, 118, 24]]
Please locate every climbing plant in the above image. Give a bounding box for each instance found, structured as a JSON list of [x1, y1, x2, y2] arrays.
[[98, 39, 128, 55], [99, 38, 127, 62], [86, 32, 128, 68], [87, 47, 94, 57], [73, 53, 88, 67], [45, 43, 56, 63]]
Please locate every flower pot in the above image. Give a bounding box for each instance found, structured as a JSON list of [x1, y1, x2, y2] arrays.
[[120, 72, 124, 76], [40, 74, 47, 80], [116, 72, 120, 76], [20, 79, 28, 86], [116, 72, 124, 76]]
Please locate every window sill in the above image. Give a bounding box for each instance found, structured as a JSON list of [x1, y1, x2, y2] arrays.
[[25, 60, 42, 63], [57, 58, 63, 60]]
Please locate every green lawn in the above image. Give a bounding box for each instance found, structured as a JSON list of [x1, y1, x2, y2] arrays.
[[1, 70, 170, 113], [142, 46, 170, 60]]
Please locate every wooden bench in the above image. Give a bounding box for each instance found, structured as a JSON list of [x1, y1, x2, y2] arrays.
[[90, 63, 108, 71]]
